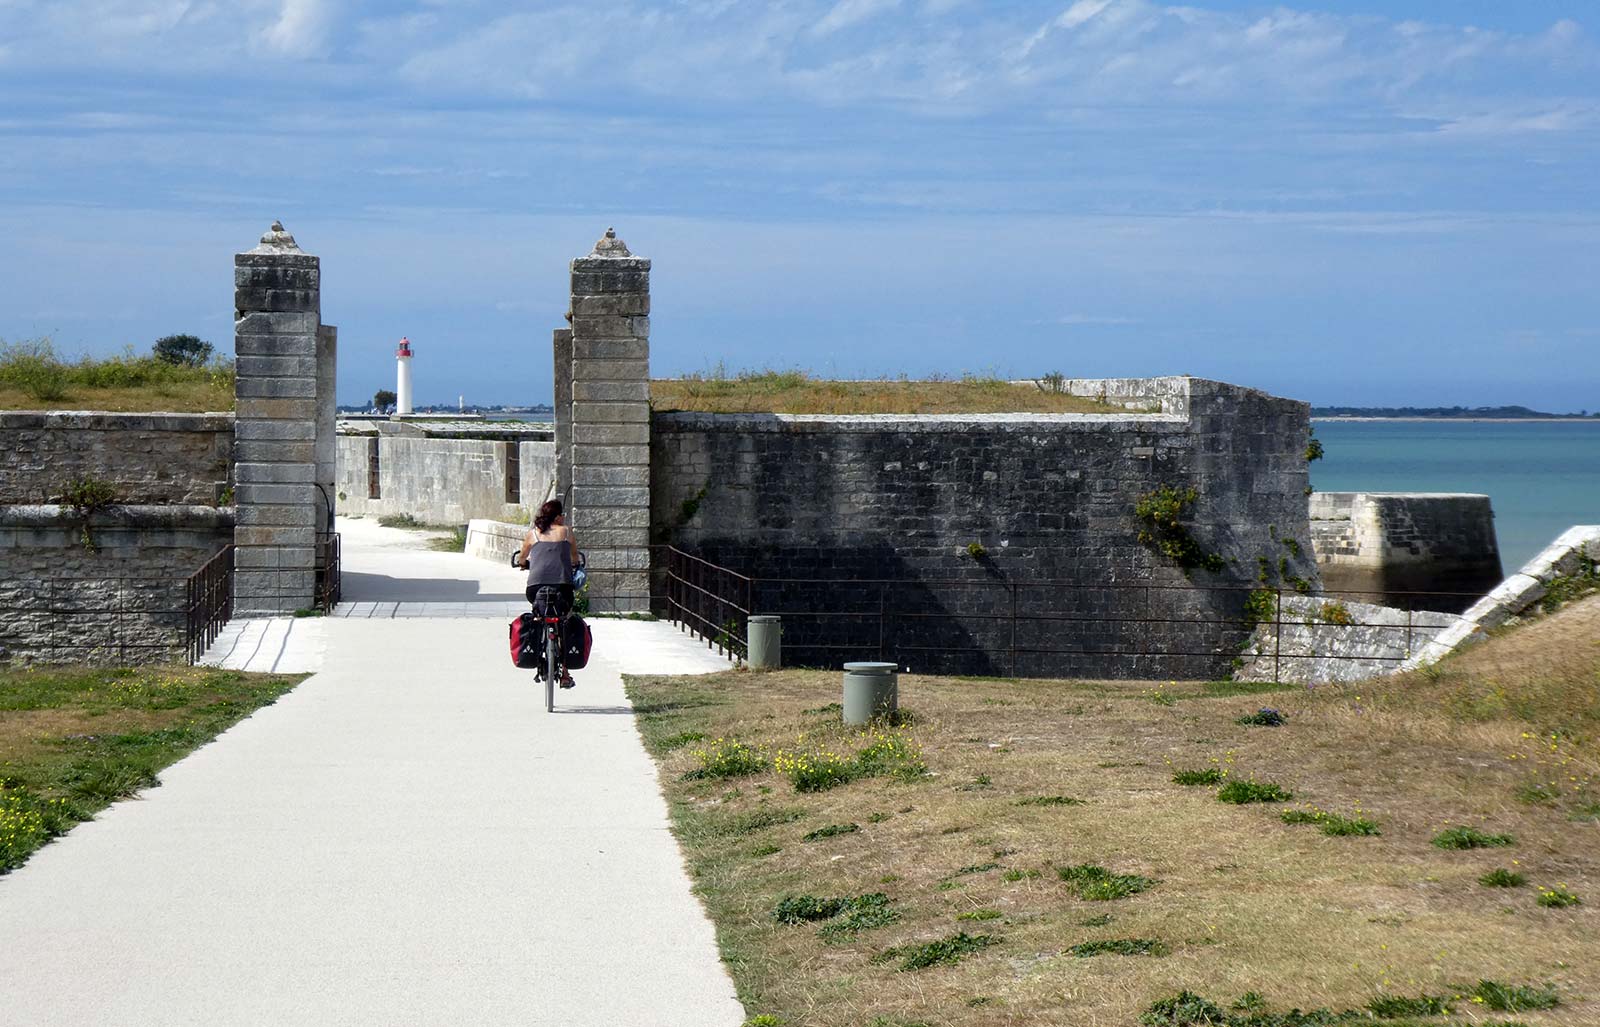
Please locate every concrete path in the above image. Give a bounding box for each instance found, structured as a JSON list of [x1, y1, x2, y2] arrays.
[[0, 518, 746, 1026]]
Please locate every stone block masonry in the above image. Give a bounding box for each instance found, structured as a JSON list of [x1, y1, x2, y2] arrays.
[[0, 505, 234, 664], [1309, 492, 1502, 612], [335, 426, 556, 524], [232, 222, 323, 614], [566, 229, 651, 613], [652, 377, 1320, 680], [0, 412, 233, 505]]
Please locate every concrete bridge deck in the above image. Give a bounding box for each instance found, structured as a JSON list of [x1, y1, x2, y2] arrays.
[[0, 518, 745, 1026]]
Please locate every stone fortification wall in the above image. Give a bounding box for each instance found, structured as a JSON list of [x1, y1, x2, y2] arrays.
[[336, 430, 556, 525], [0, 411, 233, 505], [1309, 492, 1502, 612], [0, 505, 233, 664], [651, 377, 1319, 679], [1237, 523, 1599, 684], [1235, 595, 1462, 685]]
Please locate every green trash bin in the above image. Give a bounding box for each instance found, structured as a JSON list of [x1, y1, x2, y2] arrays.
[[748, 615, 781, 670], [842, 662, 898, 726]]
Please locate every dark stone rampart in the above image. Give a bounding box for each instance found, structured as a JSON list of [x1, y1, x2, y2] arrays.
[[651, 377, 1318, 679]]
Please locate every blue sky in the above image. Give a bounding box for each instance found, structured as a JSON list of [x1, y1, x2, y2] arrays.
[[1, 0, 1596, 410]]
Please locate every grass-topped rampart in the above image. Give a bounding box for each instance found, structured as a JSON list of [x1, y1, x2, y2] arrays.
[[626, 593, 1600, 1025], [0, 338, 234, 412], [650, 368, 1131, 415]]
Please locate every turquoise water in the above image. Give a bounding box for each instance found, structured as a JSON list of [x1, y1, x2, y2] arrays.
[[1311, 420, 1600, 573]]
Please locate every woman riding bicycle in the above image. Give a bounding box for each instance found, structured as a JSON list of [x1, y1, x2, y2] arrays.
[[517, 499, 579, 689]]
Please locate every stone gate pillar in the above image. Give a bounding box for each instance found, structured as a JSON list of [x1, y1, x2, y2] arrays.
[[552, 326, 572, 502], [233, 221, 321, 614], [567, 228, 650, 614]]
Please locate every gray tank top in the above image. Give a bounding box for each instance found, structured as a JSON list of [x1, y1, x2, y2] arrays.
[[525, 537, 573, 587]]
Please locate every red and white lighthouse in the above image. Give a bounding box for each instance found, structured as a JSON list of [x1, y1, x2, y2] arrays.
[[395, 337, 413, 415]]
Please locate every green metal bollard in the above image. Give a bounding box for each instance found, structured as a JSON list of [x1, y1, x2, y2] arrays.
[[842, 662, 898, 726], [748, 615, 782, 670]]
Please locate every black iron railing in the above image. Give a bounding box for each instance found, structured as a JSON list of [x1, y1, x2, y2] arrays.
[[638, 548, 1484, 680], [317, 531, 341, 611], [186, 544, 235, 664]]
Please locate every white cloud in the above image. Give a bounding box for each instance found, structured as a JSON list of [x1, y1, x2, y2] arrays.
[[813, 0, 901, 37], [254, 0, 333, 56]]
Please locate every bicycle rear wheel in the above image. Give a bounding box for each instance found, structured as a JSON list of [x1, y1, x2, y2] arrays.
[[545, 625, 557, 712]]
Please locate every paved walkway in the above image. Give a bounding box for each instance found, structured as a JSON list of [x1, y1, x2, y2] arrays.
[[0, 518, 745, 1026]]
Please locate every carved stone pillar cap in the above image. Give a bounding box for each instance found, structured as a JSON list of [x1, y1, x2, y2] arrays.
[[249, 220, 302, 254], [589, 227, 632, 258]]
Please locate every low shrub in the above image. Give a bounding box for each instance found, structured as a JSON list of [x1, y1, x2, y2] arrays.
[[1058, 863, 1156, 900], [1432, 825, 1514, 850], [1236, 707, 1286, 727], [1139, 991, 1228, 1026], [1479, 867, 1526, 888], [1172, 768, 1223, 786], [1217, 779, 1292, 804]]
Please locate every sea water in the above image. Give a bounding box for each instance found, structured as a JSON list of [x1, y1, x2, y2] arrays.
[[1310, 420, 1600, 572]]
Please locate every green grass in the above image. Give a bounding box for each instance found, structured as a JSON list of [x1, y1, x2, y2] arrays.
[[0, 664, 303, 873], [956, 909, 1002, 922], [1365, 994, 1453, 1017], [877, 932, 1000, 971], [1057, 863, 1156, 900], [1471, 979, 1559, 1011], [1172, 767, 1223, 786], [802, 822, 860, 842], [818, 893, 901, 941], [1479, 867, 1527, 888], [1015, 795, 1084, 806], [1068, 937, 1165, 957], [0, 338, 235, 411], [1217, 779, 1292, 804], [1431, 825, 1515, 850], [1279, 808, 1380, 836], [1536, 885, 1581, 908]]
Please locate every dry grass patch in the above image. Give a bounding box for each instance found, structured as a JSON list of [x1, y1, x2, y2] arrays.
[[650, 371, 1125, 415], [628, 606, 1600, 1026], [0, 382, 234, 412]]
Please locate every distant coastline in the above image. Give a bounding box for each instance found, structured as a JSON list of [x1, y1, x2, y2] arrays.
[[1312, 405, 1597, 422], [1314, 416, 1600, 423]]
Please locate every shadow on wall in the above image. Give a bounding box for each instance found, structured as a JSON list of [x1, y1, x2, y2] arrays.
[[678, 539, 1258, 680]]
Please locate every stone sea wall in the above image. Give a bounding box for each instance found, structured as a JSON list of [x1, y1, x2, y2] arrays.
[[1309, 491, 1502, 612]]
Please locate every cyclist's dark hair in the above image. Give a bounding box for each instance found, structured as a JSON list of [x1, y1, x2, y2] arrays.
[[533, 500, 563, 533]]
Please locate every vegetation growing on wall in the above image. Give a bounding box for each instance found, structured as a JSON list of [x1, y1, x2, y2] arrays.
[[58, 477, 119, 551], [1133, 486, 1224, 573]]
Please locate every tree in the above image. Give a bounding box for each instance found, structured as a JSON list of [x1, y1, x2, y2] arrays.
[[373, 389, 397, 412], [152, 334, 214, 367]]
